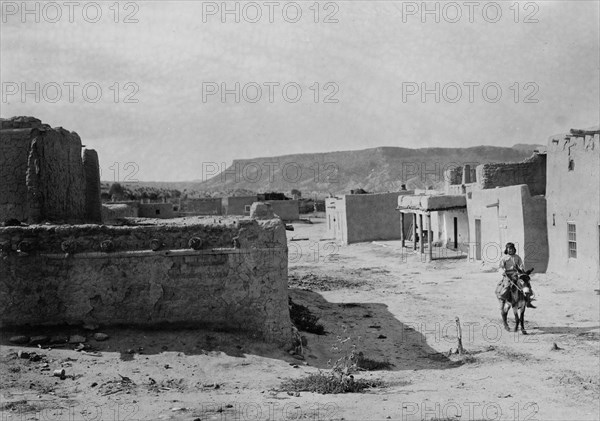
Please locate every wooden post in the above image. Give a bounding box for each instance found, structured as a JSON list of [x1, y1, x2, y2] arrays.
[[427, 213, 433, 261], [419, 213, 424, 255], [400, 212, 405, 248], [455, 317, 465, 355], [413, 213, 418, 250], [454, 217, 458, 249]]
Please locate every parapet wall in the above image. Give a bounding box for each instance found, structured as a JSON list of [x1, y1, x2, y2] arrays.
[[444, 154, 546, 196], [0, 116, 101, 223], [0, 217, 292, 346], [475, 153, 546, 196]]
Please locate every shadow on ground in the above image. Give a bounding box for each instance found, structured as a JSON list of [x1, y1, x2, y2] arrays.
[[534, 326, 600, 336], [1, 289, 462, 370], [289, 288, 462, 371]]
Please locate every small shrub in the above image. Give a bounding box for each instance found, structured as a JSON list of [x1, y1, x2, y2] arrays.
[[281, 372, 383, 394], [281, 330, 385, 394]]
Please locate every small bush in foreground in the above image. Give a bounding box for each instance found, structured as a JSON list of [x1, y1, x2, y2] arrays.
[[282, 329, 386, 394], [281, 372, 383, 394]]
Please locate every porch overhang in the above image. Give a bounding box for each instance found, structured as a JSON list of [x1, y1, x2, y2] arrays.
[[396, 194, 467, 213]]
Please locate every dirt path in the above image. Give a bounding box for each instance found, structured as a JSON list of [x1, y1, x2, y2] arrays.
[[2, 218, 599, 420]]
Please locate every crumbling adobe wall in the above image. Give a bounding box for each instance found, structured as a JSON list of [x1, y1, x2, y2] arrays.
[[475, 153, 547, 195], [444, 166, 463, 187], [83, 149, 102, 223], [101, 202, 139, 222], [0, 116, 101, 223], [0, 218, 292, 346]]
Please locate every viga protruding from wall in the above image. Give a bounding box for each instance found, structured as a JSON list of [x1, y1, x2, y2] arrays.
[[0, 217, 292, 347]]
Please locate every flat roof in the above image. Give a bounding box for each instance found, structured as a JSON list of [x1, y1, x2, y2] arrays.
[[397, 194, 467, 211]]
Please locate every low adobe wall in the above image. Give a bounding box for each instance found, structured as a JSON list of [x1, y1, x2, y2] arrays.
[[265, 200, 300, 221], [180, 198, 222, 215], [101, 202, 139, 222], [0, 217, 292, 346]]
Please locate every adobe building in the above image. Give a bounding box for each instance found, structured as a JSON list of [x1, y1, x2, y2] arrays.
[[0, 117, 292, 346], [326, 191, 414, 245], [546, 128, 600, 281], [397, 193, 468, 260], [222, 195, 258, 216], [180, 197, 222, 216], [0, 116, 101, 223], [463, 153, 549, 270], [138, 202, 176, 219], [467, 184, 548, 270]]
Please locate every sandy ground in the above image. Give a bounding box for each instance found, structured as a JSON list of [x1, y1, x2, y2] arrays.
[[1, 217, 599, 421]]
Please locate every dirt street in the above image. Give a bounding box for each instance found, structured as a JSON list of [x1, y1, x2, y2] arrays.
[[1, 218, 599, 421]]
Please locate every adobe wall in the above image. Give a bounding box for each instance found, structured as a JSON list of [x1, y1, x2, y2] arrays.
[[475, 153, 547, 196], [101, 203, 139, 222], [467, 185, 548, 270], [0, 116, 101, 223], [438, 209, 469, 250], [265, 200, 299, 221], [0, 119, 33, 221], [222, 196, 257, 216], [546, 132, 599, 281], [325, 197, 347, 243], [138, 203, 175, 219], [83, 150, 102, 223], [445, 154, 546, 196], [181, 198, 222, 215], [523, 195, 549, 272], [345, 192, 404, 244], [326, 193, 416, 245], [0, 217, 292, 346]]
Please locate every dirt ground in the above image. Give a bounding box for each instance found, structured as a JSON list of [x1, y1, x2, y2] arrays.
[[1, 217, 599, 421]]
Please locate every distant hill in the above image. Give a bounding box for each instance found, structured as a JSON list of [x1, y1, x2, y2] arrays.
[[109, 145, 540, 198], [513, 143, 546, 152], [192, 145, 540, 196]]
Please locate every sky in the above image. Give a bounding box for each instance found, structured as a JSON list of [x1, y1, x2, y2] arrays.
[[1, 0, 599, 181]]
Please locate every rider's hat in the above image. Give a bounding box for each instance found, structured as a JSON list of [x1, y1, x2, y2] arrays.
[[504, 242, 516, 254]]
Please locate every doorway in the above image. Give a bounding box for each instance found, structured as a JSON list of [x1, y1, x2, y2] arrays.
[[475, 219, 482, 260]]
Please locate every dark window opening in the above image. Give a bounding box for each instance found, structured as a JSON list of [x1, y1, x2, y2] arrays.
[[156, 209, 160, 215]]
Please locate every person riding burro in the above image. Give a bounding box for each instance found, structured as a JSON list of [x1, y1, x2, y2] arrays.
[[496, 242, 536, 308]]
